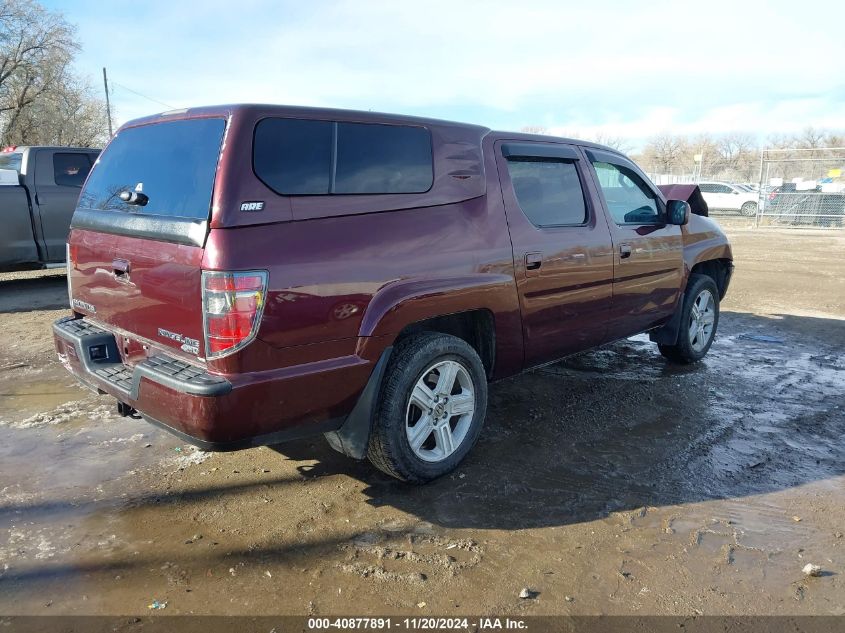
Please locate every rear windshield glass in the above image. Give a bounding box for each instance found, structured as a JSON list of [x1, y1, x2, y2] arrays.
[[253, 118, 433, 195], [78, 118, 225, 219], [0, 152, 22, 173]]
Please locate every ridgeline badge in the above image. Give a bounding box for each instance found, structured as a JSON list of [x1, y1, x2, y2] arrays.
[[158, 327, 200, 354]]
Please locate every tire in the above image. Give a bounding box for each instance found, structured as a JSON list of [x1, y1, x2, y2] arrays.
[[740, 201, 757, 216], [367, 332, 488, 483], [658, 274, 720, 364]]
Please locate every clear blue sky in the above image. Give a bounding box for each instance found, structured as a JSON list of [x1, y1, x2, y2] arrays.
[[45, 0, 845, 148]]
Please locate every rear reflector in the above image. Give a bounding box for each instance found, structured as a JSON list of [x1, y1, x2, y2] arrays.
[[202, 270, 268, 358]]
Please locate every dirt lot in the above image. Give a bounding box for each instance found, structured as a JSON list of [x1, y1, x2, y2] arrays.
[[1, 223, 844, 616]]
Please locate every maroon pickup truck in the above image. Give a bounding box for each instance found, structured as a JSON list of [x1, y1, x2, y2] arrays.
[[54, 105, 733, 482]]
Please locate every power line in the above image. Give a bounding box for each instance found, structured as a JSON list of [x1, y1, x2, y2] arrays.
[[109, 81, 179, 110]]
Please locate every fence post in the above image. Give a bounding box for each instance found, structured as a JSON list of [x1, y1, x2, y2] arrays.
[[756, 149, 765, 228]]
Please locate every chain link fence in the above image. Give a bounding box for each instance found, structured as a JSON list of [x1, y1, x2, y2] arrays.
[[644, 148, 845, 229], [755, 148, 845, 229]]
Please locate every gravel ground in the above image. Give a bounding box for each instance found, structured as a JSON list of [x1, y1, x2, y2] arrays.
[[0, 224, 843, 616]]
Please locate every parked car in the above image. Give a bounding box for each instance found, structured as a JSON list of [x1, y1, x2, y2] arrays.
[[697, 181, 759, 216], [53, 105, 733, 482], [0, 146, 100, 271]]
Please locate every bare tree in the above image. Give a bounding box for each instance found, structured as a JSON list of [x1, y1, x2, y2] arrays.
[[11, 74, 109, 146], [821, 131, 844, 147], [796, 126, 825, 150], [588, 132, 632, 154], [0, 0, 108, 146], [642, 133, 686, 173], [715, 132, 758, 181]]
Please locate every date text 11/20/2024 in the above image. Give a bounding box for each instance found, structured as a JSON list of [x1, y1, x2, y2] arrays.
[[307, 618, 528, 630]]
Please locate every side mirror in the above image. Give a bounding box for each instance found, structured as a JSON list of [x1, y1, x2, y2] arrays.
[[667, 200, 690, 226]]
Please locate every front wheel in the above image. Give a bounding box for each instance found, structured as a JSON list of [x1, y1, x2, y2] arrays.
[[658, 274, 720, 364], [367, 333, 488, 483]]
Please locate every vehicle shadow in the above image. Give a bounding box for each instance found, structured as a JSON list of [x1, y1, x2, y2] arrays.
[[271, 310, 845, 530], [2, 310, 842, 534], [0, 272, 68, 314], [0, 311, 843, 596]]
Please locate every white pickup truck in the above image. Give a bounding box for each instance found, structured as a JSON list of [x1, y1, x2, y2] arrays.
[[0, 145, 100, 271]]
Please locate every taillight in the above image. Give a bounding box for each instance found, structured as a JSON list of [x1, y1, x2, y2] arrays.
[[66, 243, 73, 308], [202, 270, 268, 359]]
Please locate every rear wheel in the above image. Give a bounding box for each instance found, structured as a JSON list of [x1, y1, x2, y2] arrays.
[[367, 332, 487, 483], [740, 201, 757, 216], [658, 274, 720, 364]]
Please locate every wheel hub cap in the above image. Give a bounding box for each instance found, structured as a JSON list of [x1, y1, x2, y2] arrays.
[[688, 289, 716, 353], [406, 360, 475, 463]]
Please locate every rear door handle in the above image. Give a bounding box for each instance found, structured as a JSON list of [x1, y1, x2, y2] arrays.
[[619, 244, 632, 259], [525, 252, 543, 271]]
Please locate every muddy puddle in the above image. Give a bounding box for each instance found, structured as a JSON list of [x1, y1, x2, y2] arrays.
[[1, 311, 842, 616], [1, 235, 844, 616]]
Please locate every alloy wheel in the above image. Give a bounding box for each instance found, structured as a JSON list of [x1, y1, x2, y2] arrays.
[[405, 359, 475, 463], [688, 289, 716, 352]]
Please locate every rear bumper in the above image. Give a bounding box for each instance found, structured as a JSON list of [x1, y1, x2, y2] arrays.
[[53, 317, 231, 399], [53, 316, 376, 450]]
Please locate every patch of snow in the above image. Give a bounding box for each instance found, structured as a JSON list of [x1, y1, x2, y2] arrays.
[[2, 400, 119, 429], [174, 446, 212, 470]]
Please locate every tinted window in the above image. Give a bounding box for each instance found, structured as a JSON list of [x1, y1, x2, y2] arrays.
[[506, 159, 587, 226], [253, 118, 332, 194], [0, 152, 22, 173], [78, 118, 225, 219], [592, 161, 662, 224], [335, 123, 432, 194], [699, 183, 715, 193], [253, 118, 433, 195], [53, 153, 93, 187]]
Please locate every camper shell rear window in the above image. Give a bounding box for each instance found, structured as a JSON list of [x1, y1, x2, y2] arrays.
[[78, 118, 226, 220]]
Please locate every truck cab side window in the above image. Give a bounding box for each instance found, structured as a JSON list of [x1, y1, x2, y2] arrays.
[[506, 158, 587, 227], [53, 153, 93, 188], [591, 161, 662, 225]]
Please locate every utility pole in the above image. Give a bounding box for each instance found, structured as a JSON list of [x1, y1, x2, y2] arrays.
[[102, 67, 113, 137]]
